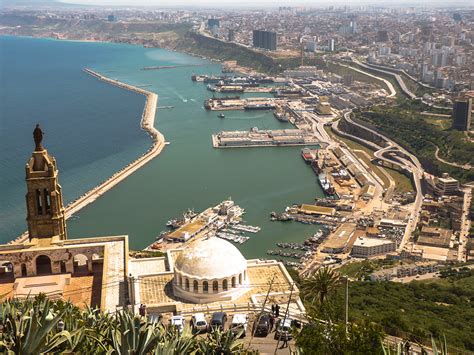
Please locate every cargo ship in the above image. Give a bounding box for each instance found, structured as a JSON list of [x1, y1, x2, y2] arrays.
[[301, 148, 316, 164], [244, 103, 276, 110], [273, 110, 288, 122], [311, 160, 322, 174], [318, 173, 336, 196]]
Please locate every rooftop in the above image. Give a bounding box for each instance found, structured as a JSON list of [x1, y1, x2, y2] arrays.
[[353, 237, 395, 247]]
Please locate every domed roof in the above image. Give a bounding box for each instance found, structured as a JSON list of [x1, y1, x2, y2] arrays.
[[174, 237, 247, 280]]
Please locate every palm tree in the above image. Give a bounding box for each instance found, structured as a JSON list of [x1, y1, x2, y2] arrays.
[[301, 267, 341, 306]]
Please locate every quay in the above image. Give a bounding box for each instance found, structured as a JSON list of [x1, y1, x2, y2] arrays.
[[204, 97, 285, 111], [146, 200, 248, 250], [212, 127, 320, 148], [12, 68, 166, 244]]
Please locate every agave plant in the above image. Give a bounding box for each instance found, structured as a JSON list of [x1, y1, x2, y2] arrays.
[[0, 296, 81, 354], [110, 310, 161, 355], [0, 295, 253, 354], [154, 325, 197, 355], [199, 329, 246, 354]]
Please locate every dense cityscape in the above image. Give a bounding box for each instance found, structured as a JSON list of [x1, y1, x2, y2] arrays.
[[0, 0, 473, 353]]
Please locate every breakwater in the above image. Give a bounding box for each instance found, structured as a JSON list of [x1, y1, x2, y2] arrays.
[[11, 68, 165, 244]]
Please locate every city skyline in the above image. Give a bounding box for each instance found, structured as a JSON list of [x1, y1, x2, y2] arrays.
[[56, 0, 472, 8]]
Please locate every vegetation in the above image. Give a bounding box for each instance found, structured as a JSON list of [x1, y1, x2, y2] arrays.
[[355, 102, 474, 182], [296, 319, 385, 355], [297, 267, 474, 352], [297, 268, 386, 353], [334, 276, 474, 351], [336, 259, 398, 280], [0, 295, 248, 354]]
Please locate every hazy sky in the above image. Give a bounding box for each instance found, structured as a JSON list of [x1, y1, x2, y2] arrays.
[[59, 0, 457, 7]]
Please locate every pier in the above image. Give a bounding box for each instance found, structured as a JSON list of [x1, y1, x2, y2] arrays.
[[212, 127, 320, 148], [204, 97, 285, 111], [12, 68, 166, 244]]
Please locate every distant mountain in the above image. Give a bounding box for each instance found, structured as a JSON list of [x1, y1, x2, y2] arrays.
[[0, 0, 81, 7]]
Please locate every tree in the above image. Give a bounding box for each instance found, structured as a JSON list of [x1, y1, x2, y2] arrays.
[[301, 267, 341, 306], [295, 319, 384, 354]]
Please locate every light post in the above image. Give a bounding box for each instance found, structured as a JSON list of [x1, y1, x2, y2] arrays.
[[342, 276, 349, 334]]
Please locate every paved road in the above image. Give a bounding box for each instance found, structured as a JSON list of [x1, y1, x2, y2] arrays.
[[458, 187, 473, 262], [434, 145, 472, 170], [342, 111, 424, 251], [351, 58, 418, 99]]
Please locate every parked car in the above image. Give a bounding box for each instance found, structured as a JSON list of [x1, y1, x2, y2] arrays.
[[252, 313, 271, 337], [230, 314, 248, 338], [274, 318, 293, 341], [191, 313, 208, 334], [210, 312, 227, 331], [170, 315, 185, 334], [148, 313, 163, 324]]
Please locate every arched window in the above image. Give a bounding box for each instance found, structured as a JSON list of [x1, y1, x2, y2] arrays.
[[193, 280, 198, 292], [223, 279, 228, 291], [185, 278, 190, 290], [21, 263, 27, 277], [231, 276, 236, 288], [203, 281, 209, 293], [36, 255, 52, 275], [239, 273, 242, 285], [212, 281, 218, 293]]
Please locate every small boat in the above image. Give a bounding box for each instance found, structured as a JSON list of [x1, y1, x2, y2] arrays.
[[218, 113, 225, 118]]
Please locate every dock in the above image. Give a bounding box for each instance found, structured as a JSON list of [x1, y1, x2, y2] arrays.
[[204, 97, 285, 111], [212, 127, 320, 148]]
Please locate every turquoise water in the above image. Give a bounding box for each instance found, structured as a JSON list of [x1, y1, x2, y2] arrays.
[[0, 36, 323, 259]]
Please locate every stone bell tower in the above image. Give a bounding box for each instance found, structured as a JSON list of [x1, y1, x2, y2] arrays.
[[25, 124, 67, 242]]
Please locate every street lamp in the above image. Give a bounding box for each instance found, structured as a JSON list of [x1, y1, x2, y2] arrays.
[[342, 276, 349, 334]]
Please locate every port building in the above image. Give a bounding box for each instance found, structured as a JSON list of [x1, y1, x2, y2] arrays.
[[299, 204, 336, 216], [322, 223, 356, 254], [351, 237, 396, 258]]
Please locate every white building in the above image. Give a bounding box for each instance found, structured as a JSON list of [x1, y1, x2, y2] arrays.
[[351, 237, 396, 258]]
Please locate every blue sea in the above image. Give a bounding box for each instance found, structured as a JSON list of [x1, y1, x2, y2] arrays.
[[0, 36, 323, 259]]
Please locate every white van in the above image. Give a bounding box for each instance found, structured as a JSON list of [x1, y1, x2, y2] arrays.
[[170, 315, 185, 334], [191, 313, 208, 334], [230, 314, 248, 338]]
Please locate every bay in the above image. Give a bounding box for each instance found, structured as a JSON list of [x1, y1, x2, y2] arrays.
[[0, 36, 324, 259]]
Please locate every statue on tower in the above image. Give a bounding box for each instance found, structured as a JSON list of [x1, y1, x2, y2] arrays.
[[33, 124, 44, 151]]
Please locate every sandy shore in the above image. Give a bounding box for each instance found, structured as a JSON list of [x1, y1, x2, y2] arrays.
[[12, 69, 166, 244]]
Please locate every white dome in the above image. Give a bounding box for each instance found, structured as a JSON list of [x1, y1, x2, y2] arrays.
[[174, 237, 247, 280]]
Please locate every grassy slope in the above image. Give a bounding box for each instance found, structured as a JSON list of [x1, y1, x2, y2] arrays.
[[356, 102, 474, 183], [341, 275, 474, 351]]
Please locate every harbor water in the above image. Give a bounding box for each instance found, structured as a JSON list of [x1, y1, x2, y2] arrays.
[[0, 36, 324, 259]]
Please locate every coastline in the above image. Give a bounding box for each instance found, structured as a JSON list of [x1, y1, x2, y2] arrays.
[[11, 68, 166, 244]]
